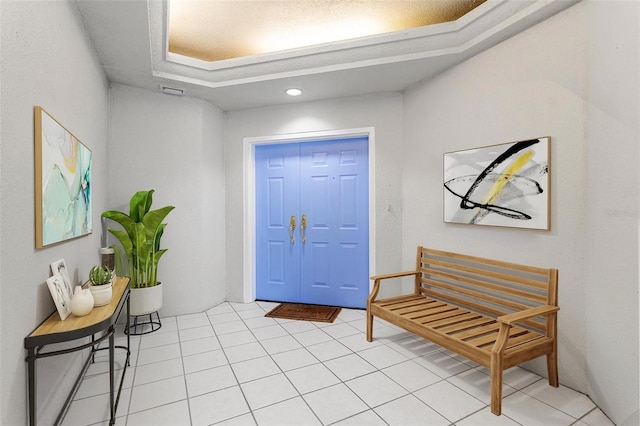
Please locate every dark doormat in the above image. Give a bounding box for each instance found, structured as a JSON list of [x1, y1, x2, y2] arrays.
[[265, 303, 342, 323]]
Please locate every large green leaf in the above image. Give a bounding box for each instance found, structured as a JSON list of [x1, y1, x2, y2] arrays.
[[107, 228, 135, 285], [107, 228, 133, 258], [155, 223, 167, 251], [130, 190, 154, 222], [101, 211, 136, 237], [133, 222, 150, 279], [150, 249, 168, 286], [142, 206, 175, 243]]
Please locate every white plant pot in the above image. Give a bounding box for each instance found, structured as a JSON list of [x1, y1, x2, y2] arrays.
[[130, 283, 163, 316], [89, 281, 113, 307]]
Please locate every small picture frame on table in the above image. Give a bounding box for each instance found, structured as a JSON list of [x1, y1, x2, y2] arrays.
[[50, 259, 73, 300], [46, 274, 72, 320]]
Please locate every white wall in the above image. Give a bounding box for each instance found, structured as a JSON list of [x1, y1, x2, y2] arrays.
[[224, 94, 405, 303], [403, 2, 639, 423], [201, 100, 227, 307], [108, 85, 226, 316], [585, 1, 639, 424], [0, 1, 109, 424], [1, 1, 637, 424]]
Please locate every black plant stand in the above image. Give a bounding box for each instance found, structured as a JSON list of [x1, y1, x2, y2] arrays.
[[126, 311, 162, 335]]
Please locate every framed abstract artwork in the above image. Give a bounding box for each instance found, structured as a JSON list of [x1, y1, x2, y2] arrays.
[[35, 107, 92, 248], [46, 274, 72, 320], [443, 137, 550, 230]]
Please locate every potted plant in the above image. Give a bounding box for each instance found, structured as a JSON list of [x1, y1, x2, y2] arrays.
[[101, 189, 174, 317], [88, 264, 113, 306]]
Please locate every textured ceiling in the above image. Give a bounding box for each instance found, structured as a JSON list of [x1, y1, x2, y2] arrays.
[[168, 0, 486, 62], [74, 0, 578, 111]]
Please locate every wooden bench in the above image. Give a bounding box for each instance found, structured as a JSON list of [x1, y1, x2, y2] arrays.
[[366, 246, 559, 415]]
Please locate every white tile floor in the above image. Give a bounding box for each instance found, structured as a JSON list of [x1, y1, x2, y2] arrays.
[[62, 301, 613, 426]]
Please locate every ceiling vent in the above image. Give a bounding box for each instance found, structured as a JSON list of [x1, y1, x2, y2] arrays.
[[160, 86, 184, 96]]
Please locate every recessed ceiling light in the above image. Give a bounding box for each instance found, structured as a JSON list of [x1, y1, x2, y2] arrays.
[[286, 88, 302, 97]]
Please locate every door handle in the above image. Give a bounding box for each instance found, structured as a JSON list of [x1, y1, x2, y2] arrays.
[[289, 215, 296, 244], [301, 214, 307, 243]]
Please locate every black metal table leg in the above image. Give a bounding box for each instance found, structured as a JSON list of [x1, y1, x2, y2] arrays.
[[109, 330, 115, 425], [27, 348, 37, 426]]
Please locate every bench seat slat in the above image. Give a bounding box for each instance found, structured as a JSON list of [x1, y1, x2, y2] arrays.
[[450, 322, 500, 340], [394, 300, 446, 315], [434, 316, 496, 332], [468, 326, 530, 347], [405, 304, 458, 319], [374, 295, 423, 308], [416, 309, 475, 325], [421, 287, 546, 332], [504, 331, 545, 350], [387, 298, 440, 311], [434, 316, 494, 333]]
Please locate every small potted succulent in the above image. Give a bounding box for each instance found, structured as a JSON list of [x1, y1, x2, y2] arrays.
[[88, 265, 114, 306]]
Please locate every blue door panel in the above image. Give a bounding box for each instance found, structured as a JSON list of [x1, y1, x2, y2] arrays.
[[256, 144, 300, 303], [267, 178, 284, 227], [310, 242, 330, 288], [300, 137, 369, 308], [310, 175, 330, 227], [339, 174, 359, 227], [256, 137, 368, 308]]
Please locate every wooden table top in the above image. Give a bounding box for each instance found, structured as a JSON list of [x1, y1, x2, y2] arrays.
[[25, 276, 130, 349]]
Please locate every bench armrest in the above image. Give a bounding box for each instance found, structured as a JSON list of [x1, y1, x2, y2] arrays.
[[497, 305, 559, 326], [367, 270, 419, 306], [492, 305, 559, 358], [370, 270, 419, 282]]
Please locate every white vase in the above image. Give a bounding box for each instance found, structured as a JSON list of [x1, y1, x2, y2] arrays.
[[70, 286, 94, 317], [90, 281, 113, 307], [130, 283, 163, 316]]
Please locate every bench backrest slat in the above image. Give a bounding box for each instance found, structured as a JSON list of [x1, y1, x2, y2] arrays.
[[416, 246, 558, 334], [420, 277, 536, 312], [420, 267, 548, 304], [423, 257, 550, 291]]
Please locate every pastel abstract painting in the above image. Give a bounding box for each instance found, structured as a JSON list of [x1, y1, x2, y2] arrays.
[[35, 107, 92, 248], [443, 137, 550, 230]]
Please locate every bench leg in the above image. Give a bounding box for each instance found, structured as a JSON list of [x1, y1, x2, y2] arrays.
[[366, 309, 373, 342], [547, 349, 559, 387], [490, 358, 503, 415]]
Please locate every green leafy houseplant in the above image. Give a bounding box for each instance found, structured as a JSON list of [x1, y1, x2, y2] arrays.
[[101, 190, 174, 289], [89, 265, 112, 286]]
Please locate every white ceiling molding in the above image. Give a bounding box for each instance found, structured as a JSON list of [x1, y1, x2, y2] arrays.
[[76, 0, 579, 111]]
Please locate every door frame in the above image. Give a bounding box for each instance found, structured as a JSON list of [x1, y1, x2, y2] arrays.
[[243, 127, 376, 303]]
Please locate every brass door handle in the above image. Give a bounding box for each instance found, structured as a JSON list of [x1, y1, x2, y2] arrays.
[[289, 215, 296, 244], [301, 214, 307, 243]]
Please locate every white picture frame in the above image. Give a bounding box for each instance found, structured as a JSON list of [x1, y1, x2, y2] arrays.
[[46, 274, 72, 320], [50, 259, 73, 302]]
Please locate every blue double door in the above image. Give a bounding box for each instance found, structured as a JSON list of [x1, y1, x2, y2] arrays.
[[255, 137, 369, 309]]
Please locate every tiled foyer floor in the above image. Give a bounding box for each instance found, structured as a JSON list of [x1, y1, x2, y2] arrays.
[[63, 301, 612, 426]]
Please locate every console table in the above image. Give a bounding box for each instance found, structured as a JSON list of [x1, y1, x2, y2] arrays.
[[24, 276, 131, 426]]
